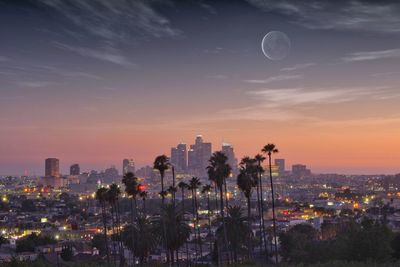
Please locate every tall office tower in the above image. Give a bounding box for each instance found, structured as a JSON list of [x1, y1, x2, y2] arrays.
[[171, 143, 187, 172], [187, 135, 212, 177], [274, 159, 285, 175], [122, 159, 135, 175], [221, 143, 238, 174], [70, 164, 80, 175], [45, 158, 60, 177]]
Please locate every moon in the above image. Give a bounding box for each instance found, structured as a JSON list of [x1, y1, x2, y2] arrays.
[[261, 31, 291, 60]]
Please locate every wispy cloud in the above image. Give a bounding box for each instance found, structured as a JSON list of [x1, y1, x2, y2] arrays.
[[249, 87, 378, 106], [15, 81, 56, 88], [53, 42, 134, 66], [371, 71, 400, 77], [342, 48, 400, 62], [243, 74, 303, 84], [280, 63, 316, 72], [38, 65, 102, 79], [37, 0, 180, 43], [248, 0, 400, 33], [216, 86, 389, 122], [0, 56, 8, 62]]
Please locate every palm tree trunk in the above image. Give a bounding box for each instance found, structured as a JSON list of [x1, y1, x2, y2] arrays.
[[115, 201, 125, 266], [258, 163, 268, 262], [110, 205, 117, 267], [247, 196, 252, 260], [268, 154, 278, 264], [194, 192, 203, 259], [172, 167, 176, 207], [102, 204, 111, 267], [219, 186, 229, 265], [191, 189, 198, 259], [161, 174, 165, 205], [130, 198, 135, 265], [160, 174, 170, 265], [181, 188, 190, 263], [214, 183, 219, 211], [256, 181, 263, 257], [207, 193, 212, 260], [181, 188, 185, 212]]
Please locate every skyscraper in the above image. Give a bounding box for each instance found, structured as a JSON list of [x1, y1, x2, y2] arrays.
[[45, 158, 60, 177], [171, 143, 187, 172], [122, 159, 135, 175], [187, 135, 212, 177], [274, 159, 285, 175], [221, 143, 238, 174], [70, 164, 80, 175]]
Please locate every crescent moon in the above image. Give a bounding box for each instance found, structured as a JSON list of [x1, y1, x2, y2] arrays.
[[261, 31, 291, 60]]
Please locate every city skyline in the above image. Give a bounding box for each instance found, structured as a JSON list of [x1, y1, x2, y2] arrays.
[[1, 0, 400, 175]]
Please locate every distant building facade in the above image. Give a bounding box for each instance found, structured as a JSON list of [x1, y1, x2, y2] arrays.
[[292, 164, 311, 178], [171, 143, 187, 172], [187, 135, 212, 177], [275, 159, 285, 175], [122, 159, 135, 175], [45, 158, 60, 177], [43, 158, 62, 188], [221, 143, 238, 174], [70, 164, 80, 176]]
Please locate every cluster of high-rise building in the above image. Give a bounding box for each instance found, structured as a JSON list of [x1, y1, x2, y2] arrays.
[[40, 140, 311, 190], [170, 135, 239, 177]]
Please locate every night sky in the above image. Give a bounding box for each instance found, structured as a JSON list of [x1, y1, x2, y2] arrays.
[[1, 0, 400, 175]]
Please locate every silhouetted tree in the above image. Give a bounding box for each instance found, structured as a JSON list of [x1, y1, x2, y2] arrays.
[[123, 216, 158, 264], [216, 206, 252, 263], [207, 151, 232, 264], [189, 177, 202, 258], [255, 153, 268, 260], [122, 172, 139, 263], [95, 187, 110, 267], [154, 204, 191, 265], [262, 144, 279, 263]]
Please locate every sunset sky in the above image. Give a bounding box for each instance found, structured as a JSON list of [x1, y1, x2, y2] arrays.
[[1, 0, 400, 175]]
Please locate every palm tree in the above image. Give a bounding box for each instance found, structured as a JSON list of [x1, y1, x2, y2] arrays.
[[154, 204, 191, 265], [153, 155, 170, 264], [189, 177, 202, 258], [95, 187, 110, 267], [262, 144, 279, 263], [153, 155, 170, 205], [215, 206, 253, 263], [122, 216, 158, 265], [201, 184, 213, 259], [255, 153, 268, 261], [122, 172, 139, 264], [207, 151, 232, 264], [139, 190, 148, 215], [237, 157, 258, 259], [107, 184, 124, 266], [178, 181, 188, 212]]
